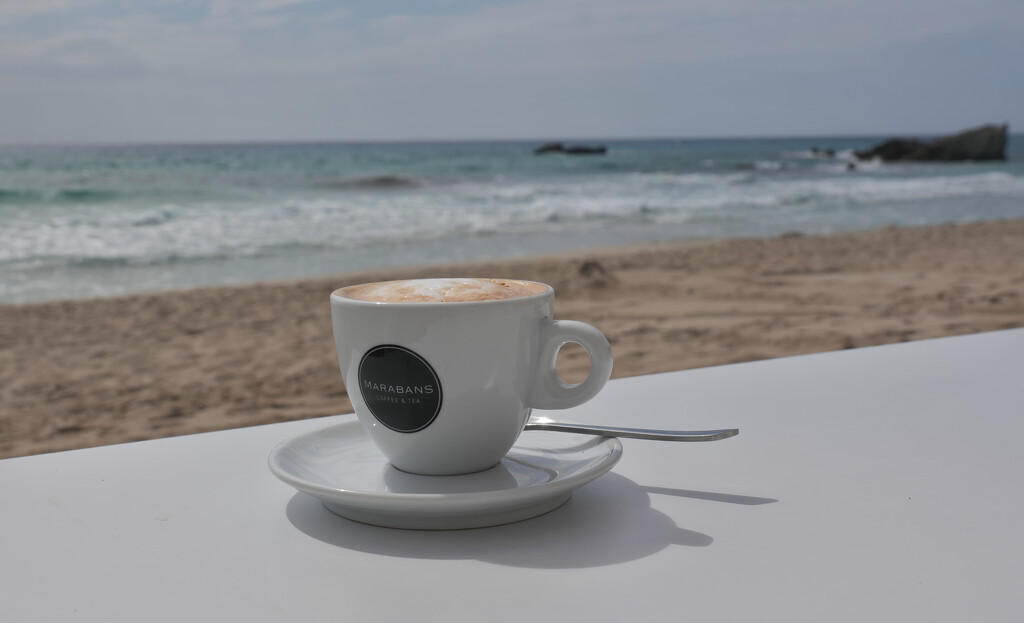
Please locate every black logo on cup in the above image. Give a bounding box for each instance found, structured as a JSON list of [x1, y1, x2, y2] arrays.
[[358, 345, 443, 433]]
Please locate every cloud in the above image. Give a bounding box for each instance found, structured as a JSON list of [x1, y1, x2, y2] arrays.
[[0, 0, 97, 24], [0, 0, 1021, 142], [5, 0, 1022, 75]]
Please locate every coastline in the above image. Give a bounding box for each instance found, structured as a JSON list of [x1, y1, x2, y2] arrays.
[[2, 218, 1023, 459]]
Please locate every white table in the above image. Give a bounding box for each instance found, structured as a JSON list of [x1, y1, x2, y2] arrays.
[[3, 329, 1023, 622]]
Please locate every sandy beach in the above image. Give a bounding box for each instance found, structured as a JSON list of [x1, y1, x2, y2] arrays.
[[2, 218, 1023, 459]]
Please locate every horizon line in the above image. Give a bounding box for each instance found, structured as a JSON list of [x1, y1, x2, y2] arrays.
[[1, 125, 1015, 149]]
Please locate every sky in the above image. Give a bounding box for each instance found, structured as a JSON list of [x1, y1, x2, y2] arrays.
[[1, 0, 1022, 144]]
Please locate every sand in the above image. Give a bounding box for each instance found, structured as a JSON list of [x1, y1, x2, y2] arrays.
[[2, 219, 1023, 459]]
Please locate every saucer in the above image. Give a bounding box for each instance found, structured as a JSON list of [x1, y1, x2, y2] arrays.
[[268, 419, 622, 530]]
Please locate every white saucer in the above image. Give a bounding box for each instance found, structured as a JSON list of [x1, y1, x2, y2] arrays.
[[268, 419, 622, 530]]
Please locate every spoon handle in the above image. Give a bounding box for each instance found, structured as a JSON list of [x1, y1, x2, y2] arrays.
[[524, 420, 739, 442]]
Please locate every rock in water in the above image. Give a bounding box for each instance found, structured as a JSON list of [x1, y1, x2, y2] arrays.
[[855, 124, 1008, 162], [534, 142, 565, 155], [534, 142, 608, 155], [564, 145, 607, 155]]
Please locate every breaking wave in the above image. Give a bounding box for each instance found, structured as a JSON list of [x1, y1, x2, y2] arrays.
[[2, 137, 1022, 303]]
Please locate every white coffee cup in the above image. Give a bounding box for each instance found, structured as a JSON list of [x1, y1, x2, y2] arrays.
[[330, 277, 613, 475]]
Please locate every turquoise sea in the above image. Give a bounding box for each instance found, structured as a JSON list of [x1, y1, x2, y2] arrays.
[[1, 136, 1022, 303]]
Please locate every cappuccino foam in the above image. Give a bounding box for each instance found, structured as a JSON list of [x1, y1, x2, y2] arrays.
[[340, 278, 547, 303]]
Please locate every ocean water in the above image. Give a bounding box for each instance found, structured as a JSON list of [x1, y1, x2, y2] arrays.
[[1, 136, 1022, 304]]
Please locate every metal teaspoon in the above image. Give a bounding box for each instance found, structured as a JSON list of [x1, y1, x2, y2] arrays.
[[524, 415, 739, 441]]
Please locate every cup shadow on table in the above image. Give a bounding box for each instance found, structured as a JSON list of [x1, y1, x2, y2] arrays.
[[285, 473, 777, 569]]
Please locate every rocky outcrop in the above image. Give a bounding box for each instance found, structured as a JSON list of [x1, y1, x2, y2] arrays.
[[534, 142, 608, 155], [855, 124, 1008, 162]]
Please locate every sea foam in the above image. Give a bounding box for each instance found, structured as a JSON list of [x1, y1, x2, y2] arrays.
[[2, 139, 1022, 303]]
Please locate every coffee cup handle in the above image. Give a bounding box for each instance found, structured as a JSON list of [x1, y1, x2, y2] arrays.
[[527, 319, 613, 410]]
